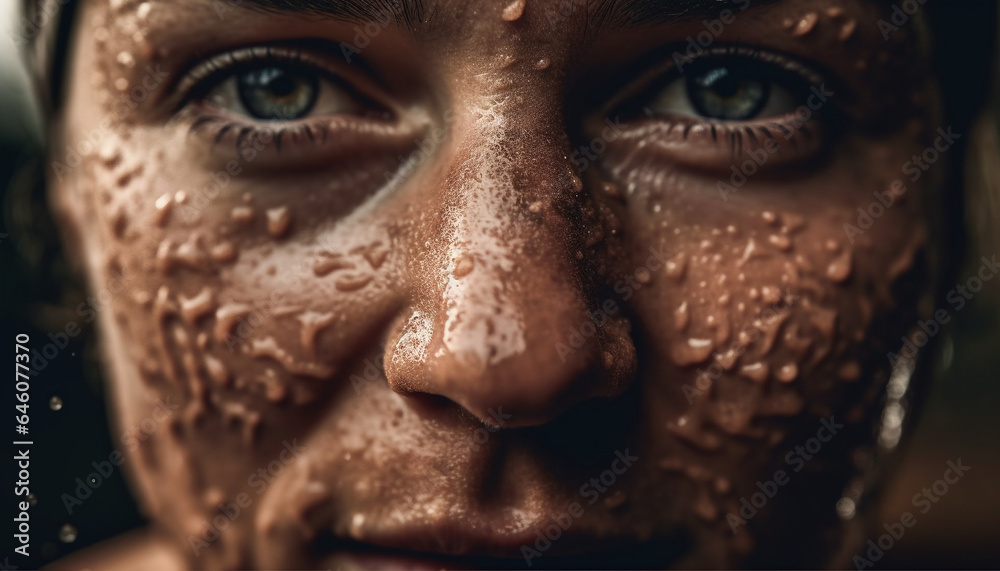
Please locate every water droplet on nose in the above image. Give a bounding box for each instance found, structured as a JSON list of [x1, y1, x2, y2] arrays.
[[535, 57, 550, 70], [59, 523, 78, 543], [501, 0, 525, 21], [453, 254, 476, 278], [49, 396, 63, 411]]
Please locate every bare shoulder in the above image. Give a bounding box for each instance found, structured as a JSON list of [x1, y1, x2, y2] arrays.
[[46, 527, 185, 571]]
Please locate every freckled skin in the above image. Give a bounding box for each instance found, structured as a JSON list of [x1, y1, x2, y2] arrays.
[[51, 0, 947, 569]]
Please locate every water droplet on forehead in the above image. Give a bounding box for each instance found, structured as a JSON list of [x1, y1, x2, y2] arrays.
[[59, 523, 78, 543], [49, 396, 63, 411]]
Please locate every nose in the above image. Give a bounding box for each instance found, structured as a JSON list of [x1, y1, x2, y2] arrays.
[[384, 73, 636, 427]]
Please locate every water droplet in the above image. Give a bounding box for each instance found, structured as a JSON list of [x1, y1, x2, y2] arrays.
[[501, 0, 525, 21], [664, 253, 687, 281], [59, 523, 78, 543], [335, 273, 374, 292], [535, 57, 550, 70], [210, 242, 237, 262], [266, 206, 291, 238], [453, 253, 476, 278], [768, 233, 791, 251], [793, 12, 819, 36], [740, 362, 769, 382], [671, 338, 714, 366], [231, 206, 254, 224], [116, 51, 135, 67], [761, 211, 778, 225], [49, 396, 63, 411], [776, 363, 799, 382], [670, 303, 690, 335], [761, 286, 782, 304], [839, 19, 857, 41], [635, 267, 652, 284], [826, 250, 853, 283]]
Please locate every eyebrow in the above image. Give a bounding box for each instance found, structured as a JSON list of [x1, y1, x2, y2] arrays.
[[588, 0, 784, 30], [234, 0, 781, 31], [236, 0, 427, 29]]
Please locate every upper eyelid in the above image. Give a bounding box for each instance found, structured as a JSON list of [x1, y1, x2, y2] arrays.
[[166, 41, 387, 112], [599, 44, 831, 118]]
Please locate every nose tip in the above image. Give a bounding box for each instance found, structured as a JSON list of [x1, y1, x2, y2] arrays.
[[385, 266, 636, 427]]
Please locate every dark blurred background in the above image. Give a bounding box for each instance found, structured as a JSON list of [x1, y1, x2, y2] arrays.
[[2, 3, 999, 570]]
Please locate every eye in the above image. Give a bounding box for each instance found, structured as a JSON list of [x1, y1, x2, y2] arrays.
[[205, 64, 362, 121], [644, 59, 803, 121]]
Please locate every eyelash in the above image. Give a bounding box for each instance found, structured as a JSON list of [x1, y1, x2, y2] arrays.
[[174, 45, 386, 154], [605, 45, 840, 163]]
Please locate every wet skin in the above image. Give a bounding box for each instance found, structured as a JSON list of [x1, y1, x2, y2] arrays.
[[53, 0, 945, 568]]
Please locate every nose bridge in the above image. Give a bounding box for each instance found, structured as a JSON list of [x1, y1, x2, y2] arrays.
[[441, 76, 573, 369], [384, 69, 633, 426]]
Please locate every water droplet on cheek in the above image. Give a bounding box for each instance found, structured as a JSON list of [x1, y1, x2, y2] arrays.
[[671, 338, 714, 366], [664, 253, 687, 281], [826, 250, 853, 283], [775, 363, 799, 382], [266, 206, 292, 238], [231, 206, 254, 224], [740, 362, 769, 382]]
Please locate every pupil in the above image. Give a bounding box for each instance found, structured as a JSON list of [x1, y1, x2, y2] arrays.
[[710, 74, 740, 99], [268, 74, 297, 98]]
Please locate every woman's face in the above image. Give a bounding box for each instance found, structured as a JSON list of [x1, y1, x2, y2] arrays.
[[55, 0, 942, 567]]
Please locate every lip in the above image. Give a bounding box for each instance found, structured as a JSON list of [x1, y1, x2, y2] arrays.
[[314, 518, 689, 570]]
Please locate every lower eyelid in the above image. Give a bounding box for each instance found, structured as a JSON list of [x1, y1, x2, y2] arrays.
[[180, 108, 424, 172], [604, 116, 825, 172]]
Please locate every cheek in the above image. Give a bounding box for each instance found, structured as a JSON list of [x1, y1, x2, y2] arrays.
[[71, 129, 415, 467], [601, 147, 931, 527]]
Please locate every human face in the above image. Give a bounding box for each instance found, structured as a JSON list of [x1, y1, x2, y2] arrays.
[[54, 0, 944, 568]]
